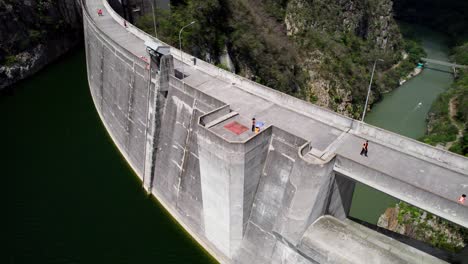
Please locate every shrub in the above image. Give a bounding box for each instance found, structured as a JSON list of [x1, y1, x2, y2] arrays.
[[4, 55, 18, 66]]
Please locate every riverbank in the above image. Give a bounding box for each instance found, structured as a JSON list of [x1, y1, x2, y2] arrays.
[[350, 24, 454, 223], [399, 66, 423, 86], [365, 31, 468, 256], [421, 43, 468, 156], [375, 22, 427, 95]]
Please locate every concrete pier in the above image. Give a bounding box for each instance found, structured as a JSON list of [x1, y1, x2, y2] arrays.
[[82, 0, 468, 263]]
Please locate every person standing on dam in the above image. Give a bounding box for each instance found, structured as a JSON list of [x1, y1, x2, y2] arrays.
[[251, 117, 256, 132], [360, 140, 369, 157], [459, 194, 466, 204]]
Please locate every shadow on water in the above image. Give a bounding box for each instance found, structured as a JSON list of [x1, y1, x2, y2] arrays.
[[348, 217, 468, 264], [424, 66, 454, 74], [3, 48, 217, 263]]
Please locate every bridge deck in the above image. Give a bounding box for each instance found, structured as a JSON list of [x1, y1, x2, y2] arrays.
[[421, 57, 468, 69], [86, 0, 467, 228]]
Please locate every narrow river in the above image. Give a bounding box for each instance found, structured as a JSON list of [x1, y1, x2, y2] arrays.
[[3, 49, 216, 263], [349, 25, 454, 224]]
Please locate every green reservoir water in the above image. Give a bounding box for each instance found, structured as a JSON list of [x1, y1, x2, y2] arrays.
[[349, 26, 454, 224], [3, 49, 216, 264]]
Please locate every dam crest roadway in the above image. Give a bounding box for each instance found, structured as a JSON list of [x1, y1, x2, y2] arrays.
[[82, 0, 468, 263]]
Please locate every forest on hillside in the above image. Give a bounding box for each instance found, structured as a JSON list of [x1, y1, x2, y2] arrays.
[[136, 0, 427, 119]]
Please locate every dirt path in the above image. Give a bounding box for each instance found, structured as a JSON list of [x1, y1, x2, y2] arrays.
[[445, 96, 464, 149]]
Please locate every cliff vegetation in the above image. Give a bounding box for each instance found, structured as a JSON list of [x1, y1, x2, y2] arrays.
[[378, 202, 467, 253], [0, 0, 82, 90], [135, 0, 426, 118]]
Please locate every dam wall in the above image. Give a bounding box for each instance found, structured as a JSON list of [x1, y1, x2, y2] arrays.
[[84, 7, 150, 177], [83, 0, 467, 263]]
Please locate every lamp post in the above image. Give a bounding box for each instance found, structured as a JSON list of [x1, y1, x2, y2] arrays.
[[150, 0, 157, 37], [361, 59, 384, 122], [179, 21, 196, 79]]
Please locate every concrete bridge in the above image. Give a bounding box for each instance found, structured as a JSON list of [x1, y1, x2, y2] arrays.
[[421, 57, 468, 69], [82, 0, 468, 263]]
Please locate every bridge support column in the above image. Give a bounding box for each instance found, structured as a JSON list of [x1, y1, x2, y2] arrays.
[[197, 126, 272, 257]]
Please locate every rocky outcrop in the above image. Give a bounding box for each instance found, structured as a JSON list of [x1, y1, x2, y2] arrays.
[[281, 0, 403, 118], [0, 0, 82, 90], [285, 0, 400, 50], [378, 202, 467, 252], [133, 0, 405, 118]]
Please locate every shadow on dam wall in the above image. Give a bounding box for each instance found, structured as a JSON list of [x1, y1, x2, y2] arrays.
[[349, 215, 468, 263]]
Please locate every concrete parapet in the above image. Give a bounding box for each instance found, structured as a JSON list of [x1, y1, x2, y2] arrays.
[[270, 127, 308, 148], [352, 121, 468, 173], [199, 105, 231, 127], [191, 57, 355, 132], [334, 156, 468, 228], [170, 76, 225, 111], [103, 0, 163, 46]]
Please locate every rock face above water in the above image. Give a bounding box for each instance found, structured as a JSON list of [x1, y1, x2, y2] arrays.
[[0, 0, 82, 90], [281, 0, 402, 117], [285, 0, 400, 50], [378, 202, 467, 252]]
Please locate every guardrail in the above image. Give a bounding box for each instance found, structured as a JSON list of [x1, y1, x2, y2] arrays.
[[352, 121, 468, 173]]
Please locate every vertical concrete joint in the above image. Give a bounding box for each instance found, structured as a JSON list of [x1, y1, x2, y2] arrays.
[[143, 54, 174, 192]]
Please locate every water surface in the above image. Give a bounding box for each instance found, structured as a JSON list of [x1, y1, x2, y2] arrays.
[[3, 49, 216, 264]]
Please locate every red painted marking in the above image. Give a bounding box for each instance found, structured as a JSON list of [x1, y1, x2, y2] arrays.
[[224, 122, 248, 135]]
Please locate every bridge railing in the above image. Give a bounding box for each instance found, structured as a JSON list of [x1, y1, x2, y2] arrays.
[[83, 0, 147, 67], [334, 155, 468, 228], [352, 121, 468, 173]]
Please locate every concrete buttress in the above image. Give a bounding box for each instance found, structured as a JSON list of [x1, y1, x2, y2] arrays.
[[197, 112, 272, 257]]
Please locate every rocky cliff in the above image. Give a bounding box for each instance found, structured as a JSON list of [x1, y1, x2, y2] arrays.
[[0, 0, 82, 90], [284, 0, 402, 117], [134, 0, 407, 118], [285, 0, 400, 50], [378, 202, 467, 253]]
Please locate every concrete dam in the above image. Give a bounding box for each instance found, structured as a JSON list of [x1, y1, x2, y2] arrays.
[[82, 0, 468, 263]]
